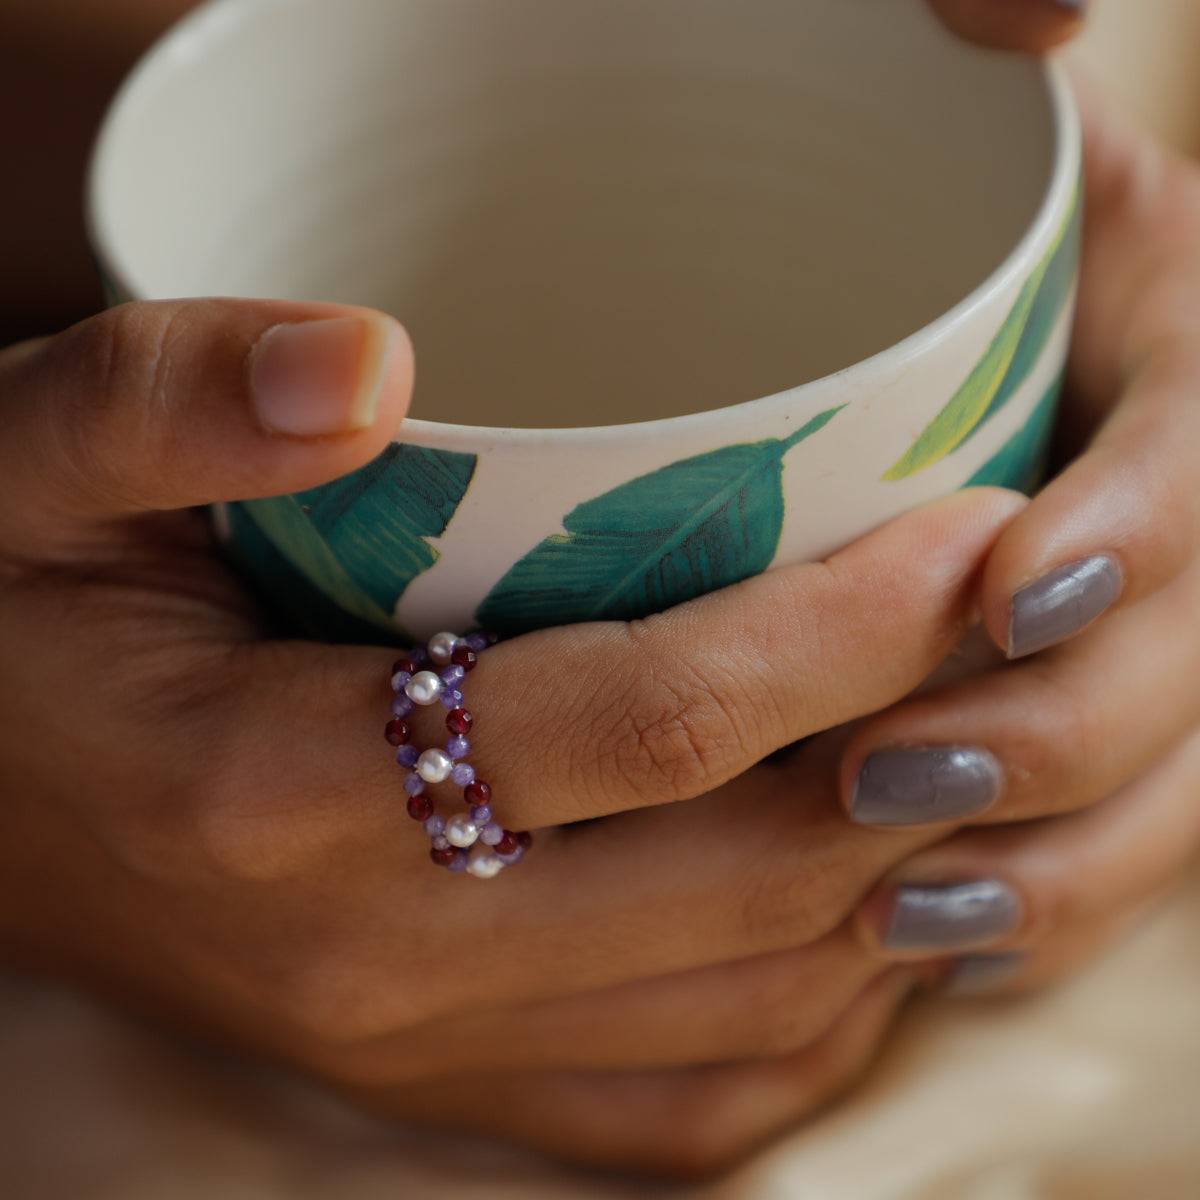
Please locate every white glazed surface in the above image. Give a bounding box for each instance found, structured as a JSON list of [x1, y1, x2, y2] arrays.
[[90, 0, 1080, 638]]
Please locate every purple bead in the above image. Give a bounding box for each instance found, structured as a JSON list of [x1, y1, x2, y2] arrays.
[[451, 762, 476, 787], [395, 744, 419, 767], [440, 664, 465, 687], [423, 814, 446, 837], [465, 633, 489, 652], [390, 693, 414, 718], [447, 849, 469, 872], [403, 774, 426, 797], [431, 834, 450, 851], [469, 803, 492, 824], [439, 688, 464, 710], [446, 735, 470, 760], [480, 822, 504, 846], [410, 644, 428, 664], [496, 846, 524, 866], [390, 669, 412, 691]]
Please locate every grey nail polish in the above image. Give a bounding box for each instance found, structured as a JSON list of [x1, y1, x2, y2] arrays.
[[851, 747, 1002, 826], [884, 880, 1022, 951], [1008, 554, 1123, 659], [945, 952, 1029, 997]]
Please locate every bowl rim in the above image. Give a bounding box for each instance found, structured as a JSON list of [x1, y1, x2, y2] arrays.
[[87, 0, 1081, 449]]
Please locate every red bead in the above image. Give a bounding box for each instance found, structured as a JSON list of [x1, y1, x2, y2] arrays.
[[450, 645, 478, 672], [446, 707, 473, 735], [464, 780, 491, 806], [517, 830, 533, 849], [392, 656, 416, 676], [430, 846, 456, 867], [495, 831, 519, 856], [384, 719, 411, 746], [406, 795, 434, 821]]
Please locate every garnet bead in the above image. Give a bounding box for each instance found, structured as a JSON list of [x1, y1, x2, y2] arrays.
[[384, 719, 411, 746], [407, 794, 434, 821], [494, 831, 520, 856], [517, 831, 533, 849], [392, 656, 416, 676], [446, 707, 473, 735], [464, 779, 492, 806], [430, 845, 456, 867], [450, 645, 478, 672]]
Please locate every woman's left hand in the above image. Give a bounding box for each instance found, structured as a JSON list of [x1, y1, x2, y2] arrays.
[[843, 76, 1200, 993]]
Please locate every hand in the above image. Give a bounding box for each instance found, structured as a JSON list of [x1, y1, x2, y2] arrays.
[[840, 81, 1200, 993], [0, 298, 1024, 1174]]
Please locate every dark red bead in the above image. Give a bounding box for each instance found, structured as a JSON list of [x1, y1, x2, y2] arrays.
[[516, 830, 533, 849], [495, 831, 519, 856], [450, 645, 478, 672], [384, 719, 411, 746], [446, 707, 473, 735], [464, 780, 491, 806], [430, 846, 456, 867], [392, 656, 416, 676], [406, 795, 434, 821]]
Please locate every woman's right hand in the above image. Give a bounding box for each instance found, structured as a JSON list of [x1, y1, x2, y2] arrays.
[[0, 296, 1023, 1175]]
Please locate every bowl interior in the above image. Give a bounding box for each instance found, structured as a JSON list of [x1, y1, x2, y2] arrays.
[[92, 0, 1056, 428]]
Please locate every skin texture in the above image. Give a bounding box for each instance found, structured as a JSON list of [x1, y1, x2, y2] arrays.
[[1, 0, 1198, 1179]]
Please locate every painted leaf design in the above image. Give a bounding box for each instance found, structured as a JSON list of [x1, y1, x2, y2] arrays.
[[884, 192, 1080, 481], [476, 406, 843, 635], [235, 443, 477, 637], [965, 371, 1063, 495]]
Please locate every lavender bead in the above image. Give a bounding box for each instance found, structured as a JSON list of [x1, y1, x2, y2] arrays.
[[480, 822, 504, 846], [446, 735, 470, 760], [431, 834, 450, 851], [403, 774, 426, 797], [439, 688, 464, 710], [440, 664, 465, 687], [395, 744, 419, 767], [469, 803, 492, 824], [451, 762, 476, 787], [423, 814, 446, 838], [390, 670, 412, 691], [447, 850, 469, 872], [390, 693, 414, 718], [496, 846, 525, 866], [410, 644, 428, 664], [465, 633, 489, 652]]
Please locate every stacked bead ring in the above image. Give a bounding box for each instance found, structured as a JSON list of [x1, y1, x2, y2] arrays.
[[384, 631, 532, 878]]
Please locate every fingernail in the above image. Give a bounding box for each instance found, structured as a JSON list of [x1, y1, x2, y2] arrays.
[[945, 952, 1029, 997], [850, 747, 1002, 826], [1007, 554, 1123, 659], [250, 315, 395, 437], [1052, 0, 1085, 11], [883, 880, 1022, 951]]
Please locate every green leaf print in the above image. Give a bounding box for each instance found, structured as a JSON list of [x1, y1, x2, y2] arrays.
[[884, 192, 1080, 481], [236, 443, 477, 636], [476, 406, 844, 635], [965, 371, 1063, 495]]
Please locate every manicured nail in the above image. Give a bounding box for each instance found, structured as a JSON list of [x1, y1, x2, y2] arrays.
[[883, 880, 1022, 951], [850, 747, 1002, 826], [945, 952, 1029, 997], [250, 315, 395, 437], [1008, 554, 1123, 659]]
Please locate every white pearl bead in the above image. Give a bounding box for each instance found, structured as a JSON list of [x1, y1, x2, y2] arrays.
[[404, 669, 444, 706], [427, 631, 460, 666], [467, 846, 504, 878], [444, 813, 479, 848], [416, 747, 453, 784]]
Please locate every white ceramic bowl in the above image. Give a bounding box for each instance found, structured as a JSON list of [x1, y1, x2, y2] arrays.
[[89, 0, 1080, 641]]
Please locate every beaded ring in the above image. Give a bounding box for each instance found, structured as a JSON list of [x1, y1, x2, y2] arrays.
[[385, 630, 532, 878]]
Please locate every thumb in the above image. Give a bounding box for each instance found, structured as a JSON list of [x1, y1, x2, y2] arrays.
[[925, 0, 1086, 54], [0, 298, 412, 551]]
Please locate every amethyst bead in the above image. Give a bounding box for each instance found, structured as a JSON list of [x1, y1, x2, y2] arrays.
[[465, 632, 489, 652], [470, 803, 492, 824], [439, 688, 464, 709], [390, 693, 415, 718], [390, 669, 412, 691], [403, 774, 426, 797], [431, 834, 450, 851], [451, 762, 476, 787], [446, 735, 470, 760], [480, 822, 504, 846], [440, 664, 466, 687], [496, 846, 525, 866], [410, 644, 428, 664], [447, 850, 469, 872], [395, 744, 419, 768], [423, 814, 446, 837]]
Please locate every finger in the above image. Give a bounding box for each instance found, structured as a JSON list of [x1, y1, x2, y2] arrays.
[[309, 926, 887, 1079], [840, 566, 1200, 827], [0, 298, 412, 554], [345, 969, 917, 1179], [925, 0, 1086, 53], [852, 727, 1200, 961]]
